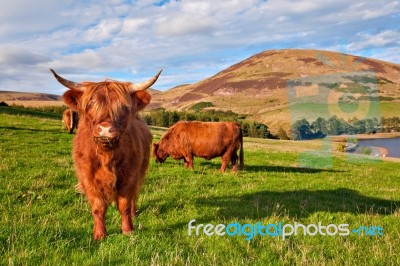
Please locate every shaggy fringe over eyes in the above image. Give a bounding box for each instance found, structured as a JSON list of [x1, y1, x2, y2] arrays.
[[79, 80, 133, 121]]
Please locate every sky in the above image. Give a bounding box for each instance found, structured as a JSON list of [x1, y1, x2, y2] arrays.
[[0, 0, 399, 95]]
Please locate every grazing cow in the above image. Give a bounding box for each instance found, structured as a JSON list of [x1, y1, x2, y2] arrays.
[[62, 108, 78, 133], [51, 68, 161, 240], [153, 121, 244, 172]]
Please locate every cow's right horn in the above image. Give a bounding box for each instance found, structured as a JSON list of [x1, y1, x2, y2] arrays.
[[130, 69, 163, 92], [50, 69, 85, 91]]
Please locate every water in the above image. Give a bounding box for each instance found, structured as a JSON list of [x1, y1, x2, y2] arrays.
[[357, 138, 400, 158]]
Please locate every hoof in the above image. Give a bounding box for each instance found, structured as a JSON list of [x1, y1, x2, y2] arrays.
[[93, 231, 106, 240]]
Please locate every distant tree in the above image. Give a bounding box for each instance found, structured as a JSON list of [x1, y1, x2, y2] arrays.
[[291, 119, 313, 140], [311, 117, 328, 135], [381, 117, 400, 132], [190, 102, 214, 111], [160, 111, 170, 127], [255, 123, 272, 139], [277, 126, 290, 140], [327, 116, 340, 135], [241, 122, 250, 137], [169, 111, 180, 126]]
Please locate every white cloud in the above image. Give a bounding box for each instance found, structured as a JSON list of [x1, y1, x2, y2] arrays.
[[346, 30, 400, 51], [361, 1, 400, 19], [156, 15, 217, 36], [0, 0, 399, 93], [0, 46, 50, 65], [85, 20, 123, 42], [121, 18, 149, 35]]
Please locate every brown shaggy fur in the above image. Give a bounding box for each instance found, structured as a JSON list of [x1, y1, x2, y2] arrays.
[[62, 80, 152, 240], [153, 121, 244, 172]]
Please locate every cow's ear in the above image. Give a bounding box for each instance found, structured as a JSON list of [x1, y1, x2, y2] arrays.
[[133, 90, 151, 111], [63, 89, 83, 110]]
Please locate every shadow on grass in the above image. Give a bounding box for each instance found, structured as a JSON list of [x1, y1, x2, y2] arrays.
[[196, 160, 343, 174], [139, 187, 399, 234], [194, 188, 400, 220]]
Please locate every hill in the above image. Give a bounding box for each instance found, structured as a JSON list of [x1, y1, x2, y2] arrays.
[[0, 91, 64, 107], [150, 49, 400, 133], [0, 88, 161, 107]]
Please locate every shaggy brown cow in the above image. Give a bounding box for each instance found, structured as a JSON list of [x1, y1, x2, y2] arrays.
[[153, 121, 244, 172], [51, 68, 161, 240], [62, 108, 78, 133]]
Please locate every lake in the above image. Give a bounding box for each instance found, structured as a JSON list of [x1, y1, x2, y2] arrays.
[[357, 138, 400, 158]]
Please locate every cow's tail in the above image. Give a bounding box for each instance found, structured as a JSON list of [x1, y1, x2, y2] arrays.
[[239, 127, 244, 170]]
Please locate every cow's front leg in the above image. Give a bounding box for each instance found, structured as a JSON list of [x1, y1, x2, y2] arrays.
[[184, 155, 194, 169], [89, 197, 107, 240], [117, 195, 134, 235]]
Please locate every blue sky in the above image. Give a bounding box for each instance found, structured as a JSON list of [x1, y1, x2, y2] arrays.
[[0, 0, 399, 94]]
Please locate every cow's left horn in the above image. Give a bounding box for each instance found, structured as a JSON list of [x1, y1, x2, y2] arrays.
[[130, 69, 163, 92], [50, 69, 85, 91]]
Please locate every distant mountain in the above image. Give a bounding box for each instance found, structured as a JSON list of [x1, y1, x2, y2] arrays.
[[0, 88, 162, 107], [150, 49, 400, 133], [0, 91, 62, 102]]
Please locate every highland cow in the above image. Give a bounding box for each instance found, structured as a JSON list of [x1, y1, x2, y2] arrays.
[[51, 68, 161, 239], [153, 121, 244, 172]]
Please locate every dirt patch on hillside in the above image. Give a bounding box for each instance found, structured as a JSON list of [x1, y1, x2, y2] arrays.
[[390, 65, 400, 72], [351, 58, 387, 73], [224, 77, 286, 91], [178, 92, 204, 102], [364, 59, 387, 73], [297, 57, 325, 66], [192, 74, 233, 94], [147, 102, 162, 109], [193, 72, 289, 95]]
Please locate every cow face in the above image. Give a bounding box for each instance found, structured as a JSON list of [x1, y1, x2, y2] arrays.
[[152, 143, 169, 163], [51, 69, 161, 149]]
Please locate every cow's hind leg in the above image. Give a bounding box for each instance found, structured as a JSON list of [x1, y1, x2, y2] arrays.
[[183, 158, 189, 168], [231, 151, 239, 172]]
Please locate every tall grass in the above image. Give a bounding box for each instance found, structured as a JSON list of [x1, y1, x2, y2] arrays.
[[0, 110, 399, 265]]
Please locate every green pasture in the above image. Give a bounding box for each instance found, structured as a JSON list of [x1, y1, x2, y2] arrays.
[[0, 107, 399, 265]]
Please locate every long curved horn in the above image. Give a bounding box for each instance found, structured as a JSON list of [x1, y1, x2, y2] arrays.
[[50, 69, 85, 91], [130, 69, 163, 92]]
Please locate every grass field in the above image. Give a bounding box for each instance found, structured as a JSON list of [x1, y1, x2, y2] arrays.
[[0, 107, 399, 265]]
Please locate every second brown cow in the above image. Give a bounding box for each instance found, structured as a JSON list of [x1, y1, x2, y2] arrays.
[[153, 121, 244, 172], [62, 108, 78, 133]]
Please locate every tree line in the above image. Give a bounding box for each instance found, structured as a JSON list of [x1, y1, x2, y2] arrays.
[[143, 108, 275, 139], [291, 116, 400, 140], [5, 102, 400, 140]]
